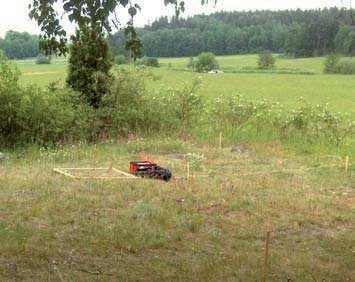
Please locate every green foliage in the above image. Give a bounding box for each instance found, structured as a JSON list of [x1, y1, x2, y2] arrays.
[[0, 57, 22, 145], [98, 68, 146, 135], [324, 53, 340, 74], [112, 8, 350, 58], [167, 78, 203, 133], [36, 54, 51, 64], [142, 57, 159, 67], [115, 55, 127, 65], [1, 57, 353, 148], [283, 99, 353, 145], [29, 0, 212, 57], [258, 51, 275, 69], [17, 86, 79, 145], [336, 60, 355, 74], [0, 58, 82, 146], [285, 24, 312, 57], [335, 26, 355, 56], [0, 31, 39, 59], [67, 27, 113, 108], [195, 52, 219, 72], [208, 95, 354, 146], [144, 78, 203, 134], [324, 55, 355, 74]]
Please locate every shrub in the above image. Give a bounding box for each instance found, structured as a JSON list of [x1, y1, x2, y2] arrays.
[[282, 99, 353, 145], [36, 54, 51, 64], [0, 59, 83, 146], [142, 57, 159, 67], [98, 68, 146, 135], [336, 60, 355, 74], [324, 54, 355, 75], [0, 56, 22, 145], [168, 78, 203, 133], [141, 78, 203, 134], [258, 51, 275, 69], [67, 27, 113, 109], [115, 55, 127, 65], [324, 53, 340, 74], [17, 86, 80, 145], [194, 52, 219, 73], [207, 95, 354, 146]]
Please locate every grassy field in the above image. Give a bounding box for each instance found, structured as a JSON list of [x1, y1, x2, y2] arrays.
[[1, 54, 354, 280], [17, 54, 355, 116], [0, 140, 354, 280]]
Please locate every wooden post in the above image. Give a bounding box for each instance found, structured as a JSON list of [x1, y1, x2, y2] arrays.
[[93, 145, 97, 169], [262, 231, 271, 282], [345, 156, 349, 173], [187, 162, 190, 179], [108, 161, 113, 172]]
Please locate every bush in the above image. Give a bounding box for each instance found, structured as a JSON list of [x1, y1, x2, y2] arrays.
[[336, 60, 355, 74], [0, 56, 22, 145], [324, 54, 355, 75], [98, 68, 146, 135], [194, 52, 219, 73], [207, 95, 354, 146], [142, 57, 159, 67], [115, 55, 127, 65], [36, 54, 51, 64], [0, 58, 84, 146], [324, 53, 340, 74], [258, 51, 275, 69]]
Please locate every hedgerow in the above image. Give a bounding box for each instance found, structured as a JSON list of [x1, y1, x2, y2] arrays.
[[1, 58, 353, 150]]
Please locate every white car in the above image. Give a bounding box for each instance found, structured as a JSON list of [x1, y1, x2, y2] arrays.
[[208, 69, 224, 74]]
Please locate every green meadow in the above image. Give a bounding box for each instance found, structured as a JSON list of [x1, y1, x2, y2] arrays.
[[17, 54, 355, 116]]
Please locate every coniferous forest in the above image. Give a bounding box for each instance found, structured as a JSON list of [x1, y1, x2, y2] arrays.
[[109, 7, 355, 58]]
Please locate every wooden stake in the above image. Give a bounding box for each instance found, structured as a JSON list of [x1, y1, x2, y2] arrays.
[[345, 156, 349, 173], [108, 161, 113, 172], [262, 231, 271, 282], [219, 132, 223, 150], [187, 162, 190, 179], [92, 145, 97, 168]]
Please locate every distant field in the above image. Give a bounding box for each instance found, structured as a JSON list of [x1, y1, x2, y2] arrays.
[[17, 57, 67, 86], [160, 54, 326, 74], [16, 54, 355, 116]]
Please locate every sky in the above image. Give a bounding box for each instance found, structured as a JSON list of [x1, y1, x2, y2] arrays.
[[0, 0, 350, 37]]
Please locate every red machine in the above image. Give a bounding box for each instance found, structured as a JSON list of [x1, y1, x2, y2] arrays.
[[129, 160, 172, 181]]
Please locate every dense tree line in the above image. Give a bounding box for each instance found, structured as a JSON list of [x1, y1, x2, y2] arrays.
[[0, 31, 39, 59], [109, 7, 355, 58]]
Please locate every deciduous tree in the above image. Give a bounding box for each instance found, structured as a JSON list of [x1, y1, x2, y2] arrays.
[[29, 0, 215, 108]]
